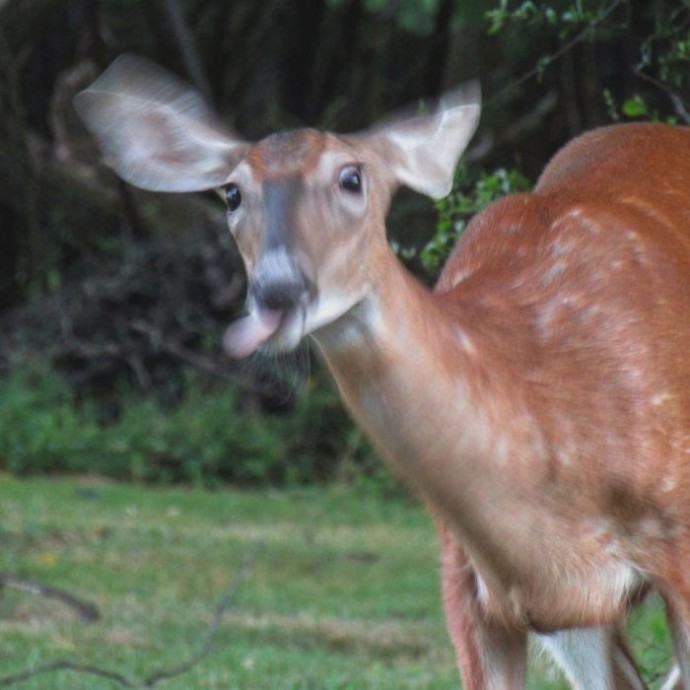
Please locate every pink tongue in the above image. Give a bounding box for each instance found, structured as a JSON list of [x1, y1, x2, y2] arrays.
[[223, 310, 283, 358]]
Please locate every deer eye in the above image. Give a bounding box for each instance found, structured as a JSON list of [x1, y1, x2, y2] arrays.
[[225, 184, 242, 211], [339, 165, 362, 193]]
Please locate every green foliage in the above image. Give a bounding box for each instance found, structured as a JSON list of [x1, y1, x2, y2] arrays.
[[0, 478, 674, 688], [637, 3, 690, 91], [486, 0, 607, 36], [487, 0, 690, 123], [628, 594, 674, 687], [0, 368, 100, 475], [486, 0, 629, 88], [0, 478, 457, 689], [420, 165, 531, 275], [0, 366, 387, 488], [621, 94, 648, 118]]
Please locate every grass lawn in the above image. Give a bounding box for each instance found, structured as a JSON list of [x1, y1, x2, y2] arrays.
[[0, 476, 673, 688]]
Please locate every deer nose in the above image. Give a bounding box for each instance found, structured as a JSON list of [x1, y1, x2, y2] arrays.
[[252, 248, 306, 312], [254, 275, 305, 311]]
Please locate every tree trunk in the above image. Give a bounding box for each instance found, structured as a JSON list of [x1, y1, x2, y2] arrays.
[[426, 0, 454, 96]]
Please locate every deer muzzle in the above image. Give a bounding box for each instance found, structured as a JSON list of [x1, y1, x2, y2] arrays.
[[223, 246, 310, 358]]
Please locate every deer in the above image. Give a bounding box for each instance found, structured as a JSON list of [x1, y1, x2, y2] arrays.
[[75, 55, 690, 689]]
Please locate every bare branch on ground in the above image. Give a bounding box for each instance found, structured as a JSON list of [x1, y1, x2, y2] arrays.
[[0, 541, 265, 688], [0, 574, 100, 622]]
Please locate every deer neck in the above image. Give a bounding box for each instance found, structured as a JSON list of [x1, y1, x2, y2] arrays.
[[311, 248, 536, 570]]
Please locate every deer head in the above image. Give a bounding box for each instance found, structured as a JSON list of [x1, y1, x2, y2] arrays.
[[75, 55, 480, 358]]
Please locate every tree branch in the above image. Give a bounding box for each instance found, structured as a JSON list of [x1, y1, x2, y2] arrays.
[[0, 662, 137, 689], [142, 540, 265, 686], [0, 574, 100, 622], [157, 0, 214, 103], [634, 67, 690, 125], [0, 541, 265, 688], [488, 0, 626, 107]]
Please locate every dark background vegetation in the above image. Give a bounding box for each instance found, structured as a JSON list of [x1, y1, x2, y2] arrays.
[[0, 0, 687, 486]]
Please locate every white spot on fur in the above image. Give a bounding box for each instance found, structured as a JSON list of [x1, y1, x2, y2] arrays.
[[475, 572, 491, 608], [539, 259, 568, 287], [661, 474, 678, 494], [455, 328, 476, 356], [651, 391, 673, 407]]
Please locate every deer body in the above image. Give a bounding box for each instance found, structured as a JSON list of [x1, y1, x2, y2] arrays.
[[76, 56, 690, 689], [319, 243, 646, 634], [318, 123, 690, 637]]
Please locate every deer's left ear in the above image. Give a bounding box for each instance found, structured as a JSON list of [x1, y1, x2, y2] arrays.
[[74, 55, 249, 192], [365, 85, 481, 200]]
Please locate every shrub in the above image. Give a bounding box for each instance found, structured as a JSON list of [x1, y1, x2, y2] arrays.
[[421, 164, 531, 276], [0, 364, 385, 488], [0, 367, 101, 475]]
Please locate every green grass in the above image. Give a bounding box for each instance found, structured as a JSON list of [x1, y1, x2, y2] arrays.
[[0, 477, 674, 688]]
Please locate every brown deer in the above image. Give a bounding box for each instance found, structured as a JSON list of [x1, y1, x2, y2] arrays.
[[76, 55, 690, 689]]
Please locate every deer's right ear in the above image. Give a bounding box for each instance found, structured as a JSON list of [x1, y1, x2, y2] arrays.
[[366, 84, 481, 200], [74, 55, 248, 193]]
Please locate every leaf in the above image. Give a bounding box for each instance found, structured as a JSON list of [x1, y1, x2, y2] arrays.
[[36, 551, 59, 567], [622, 95, 648, 118]]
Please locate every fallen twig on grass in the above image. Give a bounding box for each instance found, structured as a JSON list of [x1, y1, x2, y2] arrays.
[[0, 541, 265, 688], [0, 661, 138, 688], [0, 573, 100, 622], [143, 539, 266, 686]]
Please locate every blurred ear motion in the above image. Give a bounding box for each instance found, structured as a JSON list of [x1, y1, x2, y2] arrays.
[[367, 84, 481, 199], [74, 54, 248, 192]]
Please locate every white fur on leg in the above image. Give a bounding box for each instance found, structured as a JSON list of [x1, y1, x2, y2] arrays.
[[660, 664, 681, 690], [665, 599, 690, 690], [536, 627, 646, 690]]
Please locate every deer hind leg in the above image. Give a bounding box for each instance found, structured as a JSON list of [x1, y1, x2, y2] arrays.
[[662, 591, 690, 690], [660, 665, 681, 690], [438, 522, 527, 690], [537, 626, 648, 690]]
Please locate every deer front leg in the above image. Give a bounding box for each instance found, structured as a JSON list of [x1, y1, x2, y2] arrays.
[[438, 521, 527, 690], [538, 626, 648, 690]]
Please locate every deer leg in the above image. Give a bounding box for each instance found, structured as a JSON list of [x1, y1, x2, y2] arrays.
[[537, 625, 648, 690], [660, 665, 681, 690], [438, 522, 527, 690], [662, 592, 690, 690]]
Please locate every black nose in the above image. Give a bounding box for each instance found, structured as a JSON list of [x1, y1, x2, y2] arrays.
[[253, 275, 305, 312], [252, 247, 309, 312]]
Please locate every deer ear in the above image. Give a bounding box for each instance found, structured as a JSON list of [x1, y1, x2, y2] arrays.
[[367, 85, 481, 199], [74, 55, 248, 192]]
